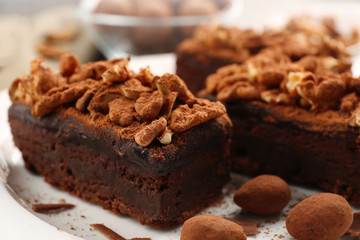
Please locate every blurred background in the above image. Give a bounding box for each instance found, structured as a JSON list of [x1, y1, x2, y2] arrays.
[[0, 0, 360, 90]]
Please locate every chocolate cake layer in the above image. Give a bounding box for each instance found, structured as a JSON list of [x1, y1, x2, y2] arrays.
[[176, 39, 241, 93], [9, 103, 231, 227], [226, 100, 360, 204], [8, 55, 233, 228]]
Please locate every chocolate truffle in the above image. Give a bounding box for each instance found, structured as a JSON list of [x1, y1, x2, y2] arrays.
[[286, 193, 353, 240], [234, 174, 291, 215], [181, 215, 247, 240]]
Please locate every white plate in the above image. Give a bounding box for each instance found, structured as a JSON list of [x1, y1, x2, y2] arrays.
[[0, 54, 358, 240]]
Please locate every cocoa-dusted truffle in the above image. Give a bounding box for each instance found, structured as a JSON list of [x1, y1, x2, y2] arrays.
[[131, 0, 174, 48], [178, 0, 219, 16], [180, 215, 247, 240], [286, 193, 353, 240], [234, 174, 291, 215], [95, 0, 135, 15], [178, 0, 219, 38]]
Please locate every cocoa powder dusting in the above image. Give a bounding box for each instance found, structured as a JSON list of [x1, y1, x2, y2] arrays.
[[225, 218, 260, 236], [9, 55, 228, 147]]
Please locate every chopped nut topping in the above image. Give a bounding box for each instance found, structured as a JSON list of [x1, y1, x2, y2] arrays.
[[297, 73, 346, 111], [135, 117, 167, 147], [69, 61, 115, 83], [134, 67, 154, 85], [87, 85, 123, 114], [260, 89, 295, 105], [169, 99, 226, 132], [155, 73, 195, 102], [160, 91, 178, 119], [286, 72, 314, 95], [109, 97, 136, 127], [135, 90, 163, 121], [101, 59, 130, 84], [258, 68, 285, 87], [297, 55, 318, 72], [349, 104, 360, 127], [59, 54, 79, 77], [10, 56, 228, 147], [9, 59, 60, 105], [247, 62, 261, 83], [75, 88, 97, 112], [121, 79, 152, 100], [217, 81, 260, 102], [32, 79, 99, 116], [340, 93, 358, 113], [216, 73, 249, 93], [204, 49, 355, 114], [158, 127, 173, 145]]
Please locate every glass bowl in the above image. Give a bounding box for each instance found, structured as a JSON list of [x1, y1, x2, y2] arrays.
[[78, 0, 243, 58]]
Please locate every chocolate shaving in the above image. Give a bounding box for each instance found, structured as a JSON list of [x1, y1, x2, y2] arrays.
[[225, 218, 260, 236], [32, 203, 75, 213], [345, 212, 360, 236], [91, 224, 126, 240], [91, 224, 151, 240]]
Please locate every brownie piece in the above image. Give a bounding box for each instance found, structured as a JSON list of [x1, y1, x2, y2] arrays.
[[201, 50, 360, 204], [176, 16, 355, 93], [8, 54, 232, 228]]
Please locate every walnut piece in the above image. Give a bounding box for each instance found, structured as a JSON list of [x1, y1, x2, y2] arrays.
[[247, 62, 261, 82], [217, 81, 259, 102], [297, 55, 318, 73], [121, 79, 152, 100], [160, 91, 178, 119], [101, 59, 130, 84], [169, 99, 226, 132], [30, 59, 60, 97], [59, 54, 79, 77], [135, 90, 163, 121], [348, 104, 360, 127], [69, 61, 110, 83], [260, 89, 295, 105], [135, 117, 167, 147], [75, 88, 97, 112], [216, 73, 249, 93], [87, 85, 123, 114], [134, 67, 154, 85], [257, 68, 285, 87], [9, 59, 60, 105], [32, 79, 98, 116], [297, 74, 346, 111], [285, 71, 315, 95], [157, 127, 173, 145], [155, 73, 195, 102], [109, 97, 136, 127], [340, 93, 358, 113]]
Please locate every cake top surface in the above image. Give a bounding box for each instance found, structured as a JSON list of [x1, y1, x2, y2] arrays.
[[178, 16, 358, 63], [202, 48, 360, 131], [9, 54, 228, 147]]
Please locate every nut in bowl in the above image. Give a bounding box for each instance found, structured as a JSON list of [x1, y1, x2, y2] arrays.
[[78, 0, 243, 57]]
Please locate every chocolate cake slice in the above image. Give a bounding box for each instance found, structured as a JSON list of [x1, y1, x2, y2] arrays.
[[8, 54, 232, 228], [201, 49, 360, 204], [176, 16, 355, 93]]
